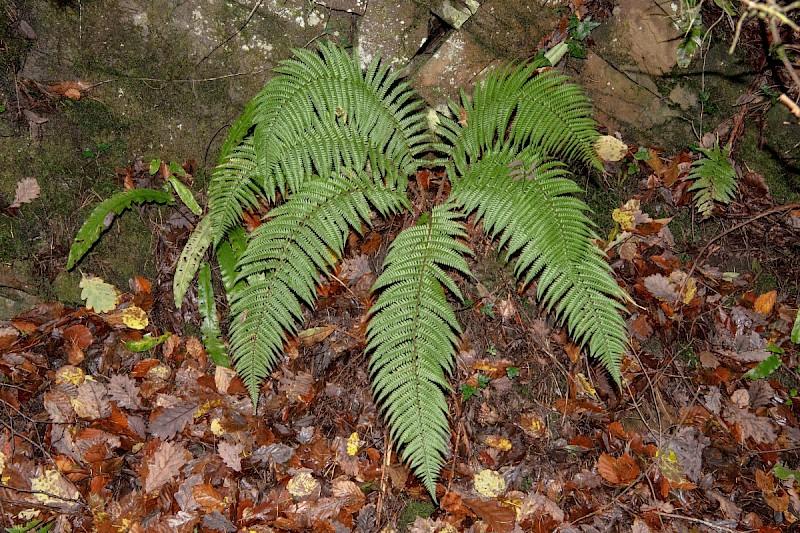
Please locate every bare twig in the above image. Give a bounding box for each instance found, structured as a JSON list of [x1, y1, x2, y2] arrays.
[[685, 202, 800, 284], [197, 0, 266, 66]]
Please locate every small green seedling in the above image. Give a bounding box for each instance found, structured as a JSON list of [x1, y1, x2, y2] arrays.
[[461, 373, 491, 401]]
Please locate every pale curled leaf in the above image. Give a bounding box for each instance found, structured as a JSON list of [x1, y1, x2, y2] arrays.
[[9, 177, 40, 208], [643, 273, 679, 302], [71, 379, 111, 419]]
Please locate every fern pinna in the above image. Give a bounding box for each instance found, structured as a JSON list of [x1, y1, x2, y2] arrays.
[[173, 42, 628, 500]]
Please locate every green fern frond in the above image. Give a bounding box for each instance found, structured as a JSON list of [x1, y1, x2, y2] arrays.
[[367, 204, 472, 499], [450, 149, 627, 382], [207, 137, 261, 244], [230, 171, 407, 404], [250, 41, 430, 198], [436, 61, 601, 173], [687, 143, 737, 219]]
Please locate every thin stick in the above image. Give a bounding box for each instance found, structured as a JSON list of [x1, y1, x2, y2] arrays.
[[684, 202, 800, 284], [654, 511, 739, 532], [375, 430, 391, 526], [197, 0, 266, 66]]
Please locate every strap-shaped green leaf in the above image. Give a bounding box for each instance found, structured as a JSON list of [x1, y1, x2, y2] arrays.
[[67, 189, 172, 270], [198, 262, 230, 367], [173, 215, 213, 307]]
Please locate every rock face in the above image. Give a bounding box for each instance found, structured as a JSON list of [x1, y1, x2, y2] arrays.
[[356, 0, 430, 69], [412, 0, 566, 108]]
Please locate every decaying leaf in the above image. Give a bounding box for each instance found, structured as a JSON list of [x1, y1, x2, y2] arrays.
[[121, 305, 149, 329], [597, 452, 639, 485], [474, 469, 506, 498], [484, 435, 512, 451], [9, 177, 40, 208], [30, 468, 81, 510], [79, 275, 118, 313], [594, 135, 628, 162], [287, 471, 320, 499], [143, 440, 190, 494], [218, 441, 244, 472]]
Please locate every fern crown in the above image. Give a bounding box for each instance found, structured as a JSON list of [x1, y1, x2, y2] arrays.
[[173, 42, 629, 501]]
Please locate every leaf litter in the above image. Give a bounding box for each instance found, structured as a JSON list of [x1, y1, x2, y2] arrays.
[[2, 24, 800, 533]]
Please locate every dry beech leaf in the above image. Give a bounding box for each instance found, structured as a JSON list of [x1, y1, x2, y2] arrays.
[[643, 274, 680, 302], [108, 374, 143, 410], [144, 440, 190, 494], [463, 498, 516, 531], [597, 452, 639, 485], [756, 469, 789, 512], [754, 290, 777, 316], [9, 177, 40, 208], [148, 401, 199, 440], [71, 380, 111, 420], [193, 483, 227, 512], [723, 403, 777, 445], [218, 441, 244, 472]]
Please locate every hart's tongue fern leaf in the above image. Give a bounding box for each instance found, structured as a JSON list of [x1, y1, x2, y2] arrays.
[[174, 43, 629, 500]]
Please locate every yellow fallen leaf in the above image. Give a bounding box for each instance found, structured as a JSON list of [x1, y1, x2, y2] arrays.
[[474, 469, 506, 498], [287, 471, 320, 499], [612, 207, 636, 231], [681, 276, 697, 304], [55, 365, 85, 387], [594, 135, 628, 162], [754, 290, 777, 316], [210, 418, 224, 437], [79, 275, 118, 313], [484, 435, 512, 451], [30, 469, 80, 505], [122, 305, 148, 329], [575, 373, 598, 400], [347, 432, 360, 456]]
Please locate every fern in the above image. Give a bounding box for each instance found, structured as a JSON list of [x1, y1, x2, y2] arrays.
[[449, 150, 627, 381], [67, 188, 172, 270], [173, 44, 629, 500], [230, 171, 407, 402], [367, 205, 472, 497], [439, 64, 627, 383], [687, 143, 737, 219]]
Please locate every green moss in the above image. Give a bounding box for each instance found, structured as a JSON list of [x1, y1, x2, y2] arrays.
[[398, 499, 436, 531]]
